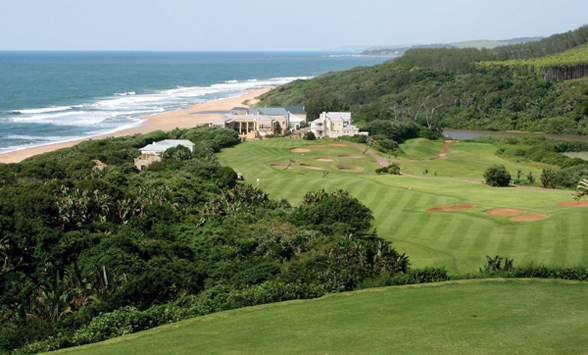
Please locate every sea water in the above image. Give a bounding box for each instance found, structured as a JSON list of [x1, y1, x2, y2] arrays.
[[0, 51, 389, 154]]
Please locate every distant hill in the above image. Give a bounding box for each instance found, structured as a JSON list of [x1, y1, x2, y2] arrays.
[[451, 37, 544, 49], [360, 37, 543, 55], [360, 43, 456, 57], [500, 36, 544, 45]]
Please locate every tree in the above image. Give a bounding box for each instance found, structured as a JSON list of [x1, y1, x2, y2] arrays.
[[541, 168, 557, 188], [303, 131, 316, 140], [484, 165, 512, 187], [162, 145, 192, 160], [362, 137, 375, 154]]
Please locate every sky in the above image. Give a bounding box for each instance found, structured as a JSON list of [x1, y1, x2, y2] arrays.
[[1, 0, 587, 51]]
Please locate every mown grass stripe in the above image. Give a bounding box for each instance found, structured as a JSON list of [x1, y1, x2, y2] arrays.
[[469, 228, 492, 267], [551, 216, 570, 266], [444, 215, 472, 252]]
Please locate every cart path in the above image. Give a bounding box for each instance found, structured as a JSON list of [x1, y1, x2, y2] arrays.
[[427, 140, 459, 160], [342, 141, 389, 167]]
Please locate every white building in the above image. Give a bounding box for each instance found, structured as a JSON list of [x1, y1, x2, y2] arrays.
[[135, 139, 196, 170], [310, 112, 366, 138], [138, 139, 196, 156]]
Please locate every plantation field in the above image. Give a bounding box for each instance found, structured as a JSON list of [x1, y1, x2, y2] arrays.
[[54, 279, 588, 354], [564, 151, 588, 161], [217, 138, 586, 273]]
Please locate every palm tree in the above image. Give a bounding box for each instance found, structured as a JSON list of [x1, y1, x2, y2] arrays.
[[285, 159, 295, 170], [573, 178, 588, 201], [31, 271, 72, 322], [362, 137, 375, 154]]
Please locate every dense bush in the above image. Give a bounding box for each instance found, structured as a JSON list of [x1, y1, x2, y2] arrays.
[[483, 165, 512, 187], [0, 129, 417, 353], [291, 190, 374, 235], [375, 163, 401, 175]]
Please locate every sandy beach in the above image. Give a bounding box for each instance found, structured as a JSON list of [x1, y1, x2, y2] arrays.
[[0, 87, 273, 164]]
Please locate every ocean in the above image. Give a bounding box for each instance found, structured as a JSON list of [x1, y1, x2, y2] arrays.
[[0, 51, 389, 154]]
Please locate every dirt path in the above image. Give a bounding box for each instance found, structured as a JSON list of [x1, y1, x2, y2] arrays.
[[428, 140, 458, 161], [341, 141, 389, 167]]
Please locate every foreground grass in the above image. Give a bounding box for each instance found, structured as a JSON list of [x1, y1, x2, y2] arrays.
[[54, 279, 588, 355], [217, 138, 585, 273]]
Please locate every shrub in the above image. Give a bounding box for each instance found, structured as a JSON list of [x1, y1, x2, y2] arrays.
[[483, 164, 512, 187], [71, 306, 150, 346], [303, 131, 316, 140], [375, 163, 400, 175], [541, 168, 557, 188]]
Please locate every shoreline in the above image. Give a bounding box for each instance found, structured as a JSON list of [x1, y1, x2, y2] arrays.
[[0, 87, 273, 164]]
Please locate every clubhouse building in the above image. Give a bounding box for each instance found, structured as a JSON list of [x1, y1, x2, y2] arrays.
[[208, 106, 306, 139]]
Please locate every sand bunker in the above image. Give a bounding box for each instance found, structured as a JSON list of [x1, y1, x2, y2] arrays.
[[337, 165, 362, 172], [425, 204, 474, 212], [290, 148, 311, 153], [271, 164, 293, 170], [300, 164, 324, 171], [511, 213, 549, 222], [486, 208, 525, 215], [315, 158, 334, 162], [555, 200, 588, 207], [329, 143, 347, 147], [339, 155, 362, 159], [307, 144, 324, 148]]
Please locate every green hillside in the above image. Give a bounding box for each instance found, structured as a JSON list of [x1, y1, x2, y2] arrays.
[[52, 279, 588, 355], [258, 25, 588, 136]]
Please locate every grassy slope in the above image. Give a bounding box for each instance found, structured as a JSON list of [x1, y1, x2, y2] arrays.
[[54, 279, 588, 355], [217, 138, 586, 273], [394, 139, 552, 179]]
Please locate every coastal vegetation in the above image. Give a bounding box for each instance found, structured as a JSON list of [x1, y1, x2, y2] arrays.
[[1, 131, 588, 353], [257, 25, 588, 137], [0, 128, 413, 354]]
